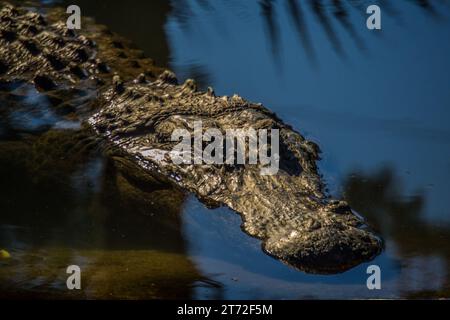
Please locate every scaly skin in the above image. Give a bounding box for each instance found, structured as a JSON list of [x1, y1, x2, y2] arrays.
[[0, 3, 382, 273]]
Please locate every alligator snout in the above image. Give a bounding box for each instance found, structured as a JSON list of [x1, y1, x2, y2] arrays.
[[263, 206, 382, 274]]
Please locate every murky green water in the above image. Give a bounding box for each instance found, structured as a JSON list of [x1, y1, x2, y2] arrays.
[[1, 0, 449, 299]]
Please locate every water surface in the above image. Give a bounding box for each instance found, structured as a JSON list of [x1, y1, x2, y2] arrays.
[[1, 0, 449, 299]]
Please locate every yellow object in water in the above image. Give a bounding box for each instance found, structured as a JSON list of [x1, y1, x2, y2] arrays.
[[0, 249, 11, 259]]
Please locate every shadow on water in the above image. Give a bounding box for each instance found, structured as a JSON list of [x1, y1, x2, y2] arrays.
[[260, 0, 281, 65], [1, 0, 449, 299], [343, 167, 450, 297], [0, 127, 223, 298], [169, 0, 444, 71], [0, 81, 222, 298], [0, 0, 225, 299], [286, 0, 317, 64], [164, 0, 450, 298]]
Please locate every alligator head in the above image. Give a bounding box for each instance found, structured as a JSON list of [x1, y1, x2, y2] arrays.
[[90, 74, 383, 273], [262, 199, 382, 273]]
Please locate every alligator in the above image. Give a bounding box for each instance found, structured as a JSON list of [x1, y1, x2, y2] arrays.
[[0, 2, 382, 274]]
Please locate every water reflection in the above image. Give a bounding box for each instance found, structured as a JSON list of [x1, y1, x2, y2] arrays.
[[0, 127, 219, 298], [169, 0, 446, 70], [1, 0, 220, 299], [260, 0, 281, 64], [343, 167, 450, 297], [41, 0, 172, 67], [1, 0, 450, 299], [166, 0, 450, 298], [287, 0, 316, 64]]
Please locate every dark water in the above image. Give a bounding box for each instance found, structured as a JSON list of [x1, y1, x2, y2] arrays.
[[1, 0, 450, 299]]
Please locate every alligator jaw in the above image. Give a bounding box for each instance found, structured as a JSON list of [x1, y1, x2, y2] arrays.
[[262, 207, 382, 274]]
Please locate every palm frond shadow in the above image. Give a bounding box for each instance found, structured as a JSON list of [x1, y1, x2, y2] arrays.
[[170, 0, 444, 65]]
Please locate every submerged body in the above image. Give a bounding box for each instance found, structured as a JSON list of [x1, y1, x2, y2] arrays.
[[0, 3, 381, 273]]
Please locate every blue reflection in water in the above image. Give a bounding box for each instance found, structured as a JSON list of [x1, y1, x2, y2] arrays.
[[5, 85, 81, 133], [182, 196, 401, 299], [1, 0, 448, 299]]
